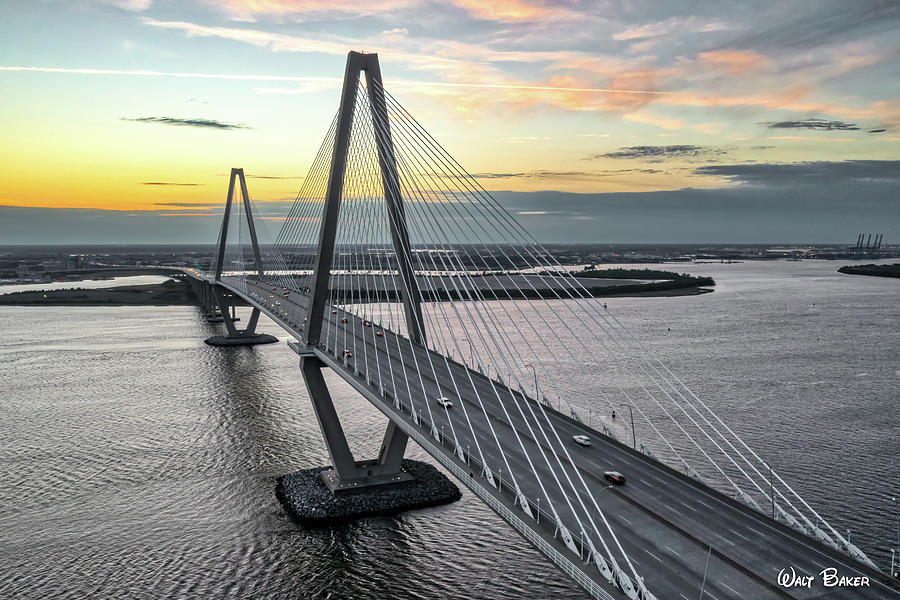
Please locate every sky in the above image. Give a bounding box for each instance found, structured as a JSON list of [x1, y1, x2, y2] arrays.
[[1, 0, 898, 244]]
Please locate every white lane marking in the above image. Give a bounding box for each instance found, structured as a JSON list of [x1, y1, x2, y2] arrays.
[[746, 526, 764, 536], [665, 545, 681, 557], [619, 515, 633, 524], [644, 549, 662, 562], [678, 500, 697, 512], [662, 503, 681, 516], [694, 498, 714, 510], [714, 532, 734, 545], [720, 581, 738, 595], [704, 592, 721, 600], [639, 478, 654, 487], [729, 528, 751, 542], [812, 560, 828, 570], [680, 595, 690, 600]]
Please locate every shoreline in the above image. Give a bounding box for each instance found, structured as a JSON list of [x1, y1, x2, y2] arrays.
[[837, 263, 900, 278], [0, 280, 713, 306], [0, 281, 198, 306]]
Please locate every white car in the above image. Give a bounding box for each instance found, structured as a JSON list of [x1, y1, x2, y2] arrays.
[[436, 396, 453, 408], [572, 434, 592, 447]]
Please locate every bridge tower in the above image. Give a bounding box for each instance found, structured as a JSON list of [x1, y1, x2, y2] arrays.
[[205, 168, 278, 346], [299, 51, 421, 493]]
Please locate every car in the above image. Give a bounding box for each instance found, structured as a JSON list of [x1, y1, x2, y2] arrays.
[[375, 331, 384, 337], [362, 320, 371, 327], [604, 471, 626, 485], [343, 350, 353, 358], [332, 310, 338, 314], [572, 434, 592, 447], [436, 396, 453, 408], [268, 295, 274, 299], [341, 318, 349, 323]]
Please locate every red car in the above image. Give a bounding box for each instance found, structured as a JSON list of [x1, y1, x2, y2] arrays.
[[341, 318, 349, 323], [376, 331, 384, 337]]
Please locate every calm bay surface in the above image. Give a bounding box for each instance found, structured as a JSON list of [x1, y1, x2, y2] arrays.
[[1, 260, 897, 599]]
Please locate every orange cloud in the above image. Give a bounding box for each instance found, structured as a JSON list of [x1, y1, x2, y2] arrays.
[[208, 0, 413, 21], [697, 49, 769, 74], [451, 0, 561, 22]]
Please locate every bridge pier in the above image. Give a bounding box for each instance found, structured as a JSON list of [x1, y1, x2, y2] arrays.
[[274, 348, 460, 524], [204, 285, 278, 346], [300, 354, 412, 493]]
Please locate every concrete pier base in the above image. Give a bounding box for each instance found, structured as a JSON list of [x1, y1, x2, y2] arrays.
[[277, 459, 461, 525], [204, 333, 278, 346]]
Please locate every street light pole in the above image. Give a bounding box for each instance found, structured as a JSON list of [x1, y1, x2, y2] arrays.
[[525, 363, 538, 399], [770, 464, 775, 520], [462, 337, 474, 367], [619, 403, 636, 450], [893, 496, 899, 553]]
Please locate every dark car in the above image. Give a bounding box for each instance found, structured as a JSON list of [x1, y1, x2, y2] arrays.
[[341, 318, 349, 323], [604, 471, 626, 485]]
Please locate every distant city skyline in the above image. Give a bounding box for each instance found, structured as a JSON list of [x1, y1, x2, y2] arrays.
[[1, 1, 898, 243]]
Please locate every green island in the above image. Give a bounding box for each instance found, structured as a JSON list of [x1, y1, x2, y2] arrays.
[[837, 263, 900, 278]]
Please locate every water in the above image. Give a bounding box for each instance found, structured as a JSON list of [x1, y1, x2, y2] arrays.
[[0, 260, 898, 599]]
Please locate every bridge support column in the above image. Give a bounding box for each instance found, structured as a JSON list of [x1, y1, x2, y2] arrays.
[[199, 282, 223, 322], [204, 285, 278, 346], [300, 354, 412, 494]]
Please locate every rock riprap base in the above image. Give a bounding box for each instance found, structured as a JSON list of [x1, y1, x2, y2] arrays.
[[277, 459, 461, 525]]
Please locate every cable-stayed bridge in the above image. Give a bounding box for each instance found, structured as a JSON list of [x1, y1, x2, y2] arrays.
[[177, 52, 899, 600]]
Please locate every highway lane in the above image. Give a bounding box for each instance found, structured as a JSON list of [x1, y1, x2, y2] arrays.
[[334, 312, 784, 599], [234, 278, 899, 599]]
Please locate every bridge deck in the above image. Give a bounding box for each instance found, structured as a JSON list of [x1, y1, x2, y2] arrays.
[[186, 271, 898, 600]]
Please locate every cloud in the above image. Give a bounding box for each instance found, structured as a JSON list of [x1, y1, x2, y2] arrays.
[[868, 128, 886, 133], [614, 16, 731, 41], [102, 0, 152, 11], [474, 169, 666, 181], [761, 119, 860, 131], [473, 172, 526, 179], [727, 2, 900, 50], [696, 50, 770, 74], [204, 0, 414, 21], [766, 136, 852, 142], [452, 0, 568, 23], [595, 145, 725, 159], [122, 116, 251, 130], [142, 182, 203, 186], [246, 174, 304, 179], [695, 160, 900, 186]]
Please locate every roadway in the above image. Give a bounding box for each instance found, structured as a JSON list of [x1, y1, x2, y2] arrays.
[[219, 274, 899, 600]]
